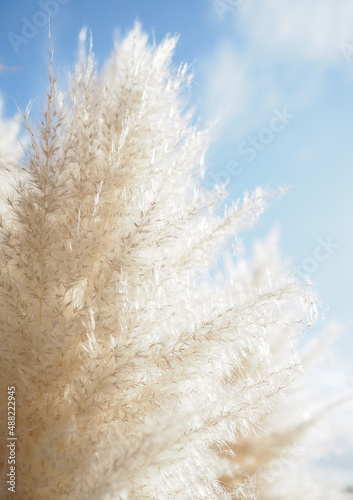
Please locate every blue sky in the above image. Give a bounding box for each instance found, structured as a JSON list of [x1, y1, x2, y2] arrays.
[[1, 1, 353, 368]]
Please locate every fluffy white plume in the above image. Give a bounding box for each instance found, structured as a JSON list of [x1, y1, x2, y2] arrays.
[[0, 24, 351, 500]]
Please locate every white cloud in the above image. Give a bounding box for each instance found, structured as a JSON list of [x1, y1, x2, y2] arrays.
[[0, 95, 22, 217], [202, 0, 353, 132], [0, 96, 22, 165], [199, 40, 253, 132], [238, 0, 353, 63]]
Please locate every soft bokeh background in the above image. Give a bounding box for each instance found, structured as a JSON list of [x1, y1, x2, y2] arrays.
[[0, 0, 352, 486]]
